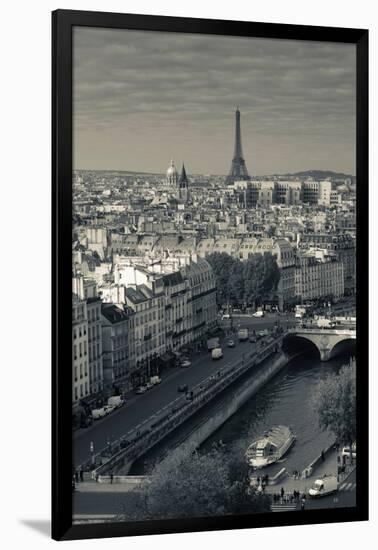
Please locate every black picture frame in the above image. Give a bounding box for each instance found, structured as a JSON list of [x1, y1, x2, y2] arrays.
[[52, 9, 368, 541]]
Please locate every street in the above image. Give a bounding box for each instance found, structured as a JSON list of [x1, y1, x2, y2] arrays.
[[305, 468, 356, 510], [74, 313, 289, 466]]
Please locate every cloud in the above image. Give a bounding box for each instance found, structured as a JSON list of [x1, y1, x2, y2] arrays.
[[73, 27, 356, 174]]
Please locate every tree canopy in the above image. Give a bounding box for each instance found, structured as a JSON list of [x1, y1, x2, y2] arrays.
[[120, 444, 270, 521], [206, 252, 280, 308], [311, 359, 356, 448]]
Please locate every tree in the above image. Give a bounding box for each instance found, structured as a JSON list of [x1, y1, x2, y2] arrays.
[[206, 252, 238, 307], [311, 359, 356, 461], [120, 444, 270, 521], [206, 252, 280, 309], [243, 253, 280, 308]]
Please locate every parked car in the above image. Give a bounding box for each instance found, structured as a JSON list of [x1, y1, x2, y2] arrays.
[[107, 395, 125, 408], [145, 382, 154, 390], [180, 359, 191, 368], [135, 385, 147, 394], [222, 313, 231, 320], [103, 404, 116, 415], [227, 339, 235, 348], [150, 376, 161, 385], [341, 443, 356, 460], [178, 384, 189, 393], [91, 407, 107, 420]]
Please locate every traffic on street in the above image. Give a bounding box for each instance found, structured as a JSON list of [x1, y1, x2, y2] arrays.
[[73, 312, 292, 466]]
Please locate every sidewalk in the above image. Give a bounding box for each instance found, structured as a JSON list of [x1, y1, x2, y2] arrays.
[[263, 450, 337, 495], [74, 481, 138, 493]]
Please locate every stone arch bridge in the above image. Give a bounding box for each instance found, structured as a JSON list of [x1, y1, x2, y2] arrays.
[[283, 327, 356, 361]]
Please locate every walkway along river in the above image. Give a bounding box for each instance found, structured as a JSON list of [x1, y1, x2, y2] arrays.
[[130, 344, 355, 477]]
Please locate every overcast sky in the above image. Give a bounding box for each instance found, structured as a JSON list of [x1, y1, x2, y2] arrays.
[[73, 27, 356, 175]]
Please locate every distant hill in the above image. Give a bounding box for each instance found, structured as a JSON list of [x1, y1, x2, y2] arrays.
[[76, 168, 164, 176], [277, 170, 354, 180]]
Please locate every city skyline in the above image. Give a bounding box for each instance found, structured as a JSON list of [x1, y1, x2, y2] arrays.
[[73, 28, 356, 176]]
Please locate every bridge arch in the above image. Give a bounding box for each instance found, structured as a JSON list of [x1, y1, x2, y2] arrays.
[[282, 329, 356, 361], [328, 338, 356, 360], [282, 334, 320, 359]]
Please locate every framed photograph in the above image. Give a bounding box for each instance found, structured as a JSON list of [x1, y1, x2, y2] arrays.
[[52, 9, 368, 541]]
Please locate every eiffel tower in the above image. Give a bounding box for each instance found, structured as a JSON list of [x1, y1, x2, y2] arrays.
[[226, 107, 250, 184]]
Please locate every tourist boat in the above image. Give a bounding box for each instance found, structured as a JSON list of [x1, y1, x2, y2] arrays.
[[245, 425, 295, 469]]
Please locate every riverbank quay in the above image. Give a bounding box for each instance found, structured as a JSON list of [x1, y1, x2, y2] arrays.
[[258, 447, 337, 496]]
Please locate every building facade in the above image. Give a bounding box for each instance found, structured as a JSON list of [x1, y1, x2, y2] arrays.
[[295, 251, 344, 301], [299, 233, 355, 293], [72, 296, 89, 407], [101, 303, 130, 395]]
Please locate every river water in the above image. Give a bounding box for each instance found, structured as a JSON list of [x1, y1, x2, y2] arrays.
[[200, 350, 354, 477], [132, 347, 354, 476]]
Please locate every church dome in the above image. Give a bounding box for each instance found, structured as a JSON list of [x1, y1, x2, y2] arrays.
[[166, 159, 179, 184]]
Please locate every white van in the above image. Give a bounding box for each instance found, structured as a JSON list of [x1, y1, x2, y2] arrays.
[[252, 310, 264, 318], [211, 347, 223, 360], [308, 475, 337, 498]]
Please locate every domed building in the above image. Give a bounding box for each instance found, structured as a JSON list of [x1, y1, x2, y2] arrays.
[[166, 159, 179, 186]]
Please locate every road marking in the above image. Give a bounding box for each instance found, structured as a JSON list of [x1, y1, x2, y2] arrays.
[[339, 482, 355, 492]]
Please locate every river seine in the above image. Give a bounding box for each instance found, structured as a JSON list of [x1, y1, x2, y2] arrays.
[[201, 349, 354, 476]]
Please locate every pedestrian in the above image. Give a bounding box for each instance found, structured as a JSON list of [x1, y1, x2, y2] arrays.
[[75, 470, 79, 483], [301, 493, 306, 510], [280, 486, 285, 499], [110, 471, 114, 484], [79, 468, 84, 482], [321, 450, 325, 462]]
